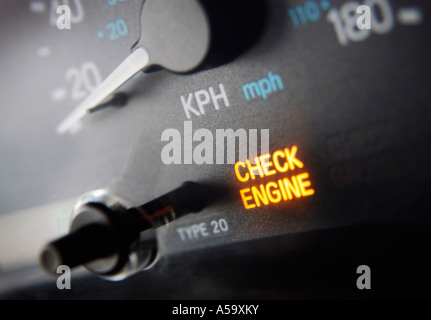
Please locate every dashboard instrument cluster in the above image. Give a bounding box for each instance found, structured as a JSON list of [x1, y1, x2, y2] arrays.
[[0, 0, 430, 299]]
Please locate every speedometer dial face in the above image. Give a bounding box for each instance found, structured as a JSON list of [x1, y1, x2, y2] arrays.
[[0, 0, 430, 298]]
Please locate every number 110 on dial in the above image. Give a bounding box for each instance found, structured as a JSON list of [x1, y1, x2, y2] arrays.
[[288, 0, 325, 27]]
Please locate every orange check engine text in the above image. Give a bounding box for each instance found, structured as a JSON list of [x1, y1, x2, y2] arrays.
[[235, 146, 315, 210]]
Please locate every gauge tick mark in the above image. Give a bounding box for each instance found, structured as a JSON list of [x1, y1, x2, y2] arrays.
[[320, 0, 331, 11], [51, 87, 67, 102], [29, 1, 47, 14], [37, 46, 52, 58], [397, 7, 424, 25]]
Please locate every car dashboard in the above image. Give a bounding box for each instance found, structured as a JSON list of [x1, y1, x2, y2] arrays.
[[0, 0, 430, 300]]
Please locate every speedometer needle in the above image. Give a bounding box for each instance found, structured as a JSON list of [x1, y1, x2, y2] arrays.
[[56, 0, 211, 135], [56, 48, 150, 135]]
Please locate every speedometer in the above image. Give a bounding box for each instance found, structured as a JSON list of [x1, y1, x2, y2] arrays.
[[0, 0, 430, 299]]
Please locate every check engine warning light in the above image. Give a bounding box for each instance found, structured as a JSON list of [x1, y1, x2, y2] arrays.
[[234, 146, 315, 210]]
